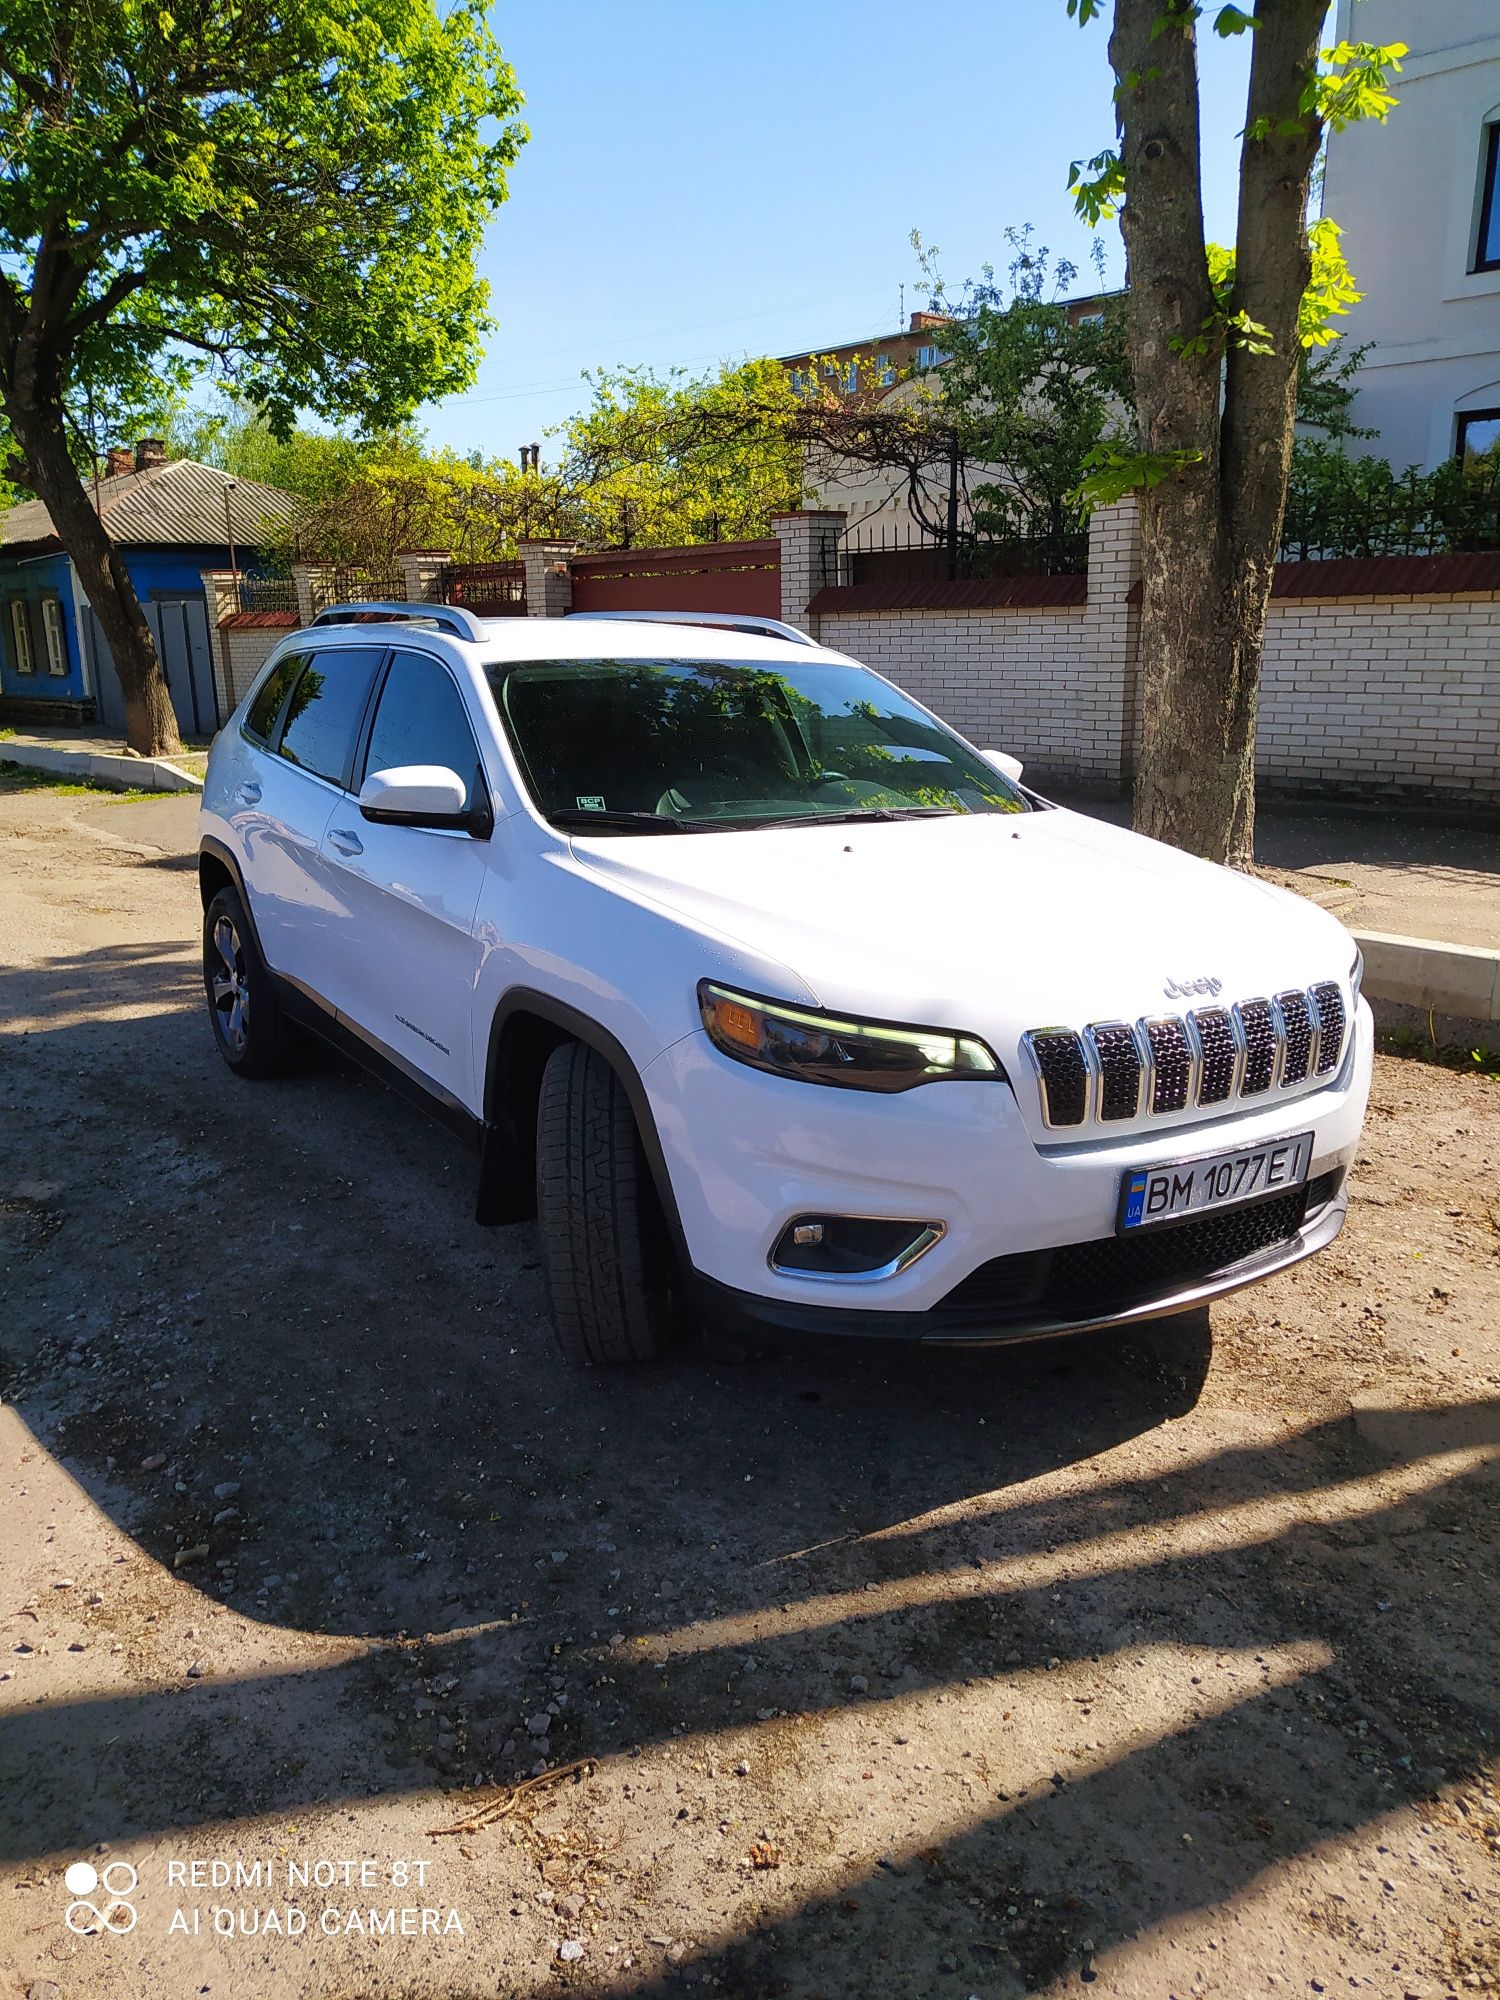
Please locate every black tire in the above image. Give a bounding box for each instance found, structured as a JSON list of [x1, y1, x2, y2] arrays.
[[203, 884, 294, 1079], [535, 1039, 676, 1366]]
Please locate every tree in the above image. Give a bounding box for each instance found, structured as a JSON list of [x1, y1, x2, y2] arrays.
[[1065, 1, 1404, 864], [0, 0, 523, 754], [918, 227, 1131, 561], [557, 359, 804, 547]]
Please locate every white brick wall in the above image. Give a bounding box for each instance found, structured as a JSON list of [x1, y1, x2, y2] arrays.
[[807, 507, 1500, 807], [819, 604, 1113, 781], [1256, 592, 1500, 805]]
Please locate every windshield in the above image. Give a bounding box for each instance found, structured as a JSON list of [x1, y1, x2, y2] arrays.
[[487, 655, 1028, 832]]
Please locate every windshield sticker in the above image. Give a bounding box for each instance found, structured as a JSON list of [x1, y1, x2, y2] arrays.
[[575, 795, 606, 812]]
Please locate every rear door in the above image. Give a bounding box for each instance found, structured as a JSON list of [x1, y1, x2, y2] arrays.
[[315, 648, 491, 1115], [230, 645, 385, 1005]]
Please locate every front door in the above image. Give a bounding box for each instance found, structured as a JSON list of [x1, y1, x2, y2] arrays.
[[315, 648, 491, 1116], [230, 645, 386, 1003]]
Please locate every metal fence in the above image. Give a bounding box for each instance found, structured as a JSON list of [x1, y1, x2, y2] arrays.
[[1279, 479, 1500, 562], [441, 560, 527, 617], [227, 574, 299, 617], [824, 518, 1089, 589]]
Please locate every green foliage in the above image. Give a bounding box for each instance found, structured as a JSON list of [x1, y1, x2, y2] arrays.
[[0, 0, 525, 446], [1304, 39, 1407, 131], [914, 229, 1131, 543], [1071, 442, 1205, 509], [1068, 150, 1126, 225], [1169, 221, 1363, 365], [555, 358, 803, 547], [1282, 441, 1500, 561]]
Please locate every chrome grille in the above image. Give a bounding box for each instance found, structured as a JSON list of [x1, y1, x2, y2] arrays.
[[1193, 1007, 1239, 1105], [1311, 981, 1346, 1074], [1237, 999, 1278, 1096], [1144, 1016, 1192, 1115], [1089, 1022, 1144, 1121], [1024, 979, 1351, 1129], [1277, 990, 1313, 1085], [1024, 1030, 1090, 1127]]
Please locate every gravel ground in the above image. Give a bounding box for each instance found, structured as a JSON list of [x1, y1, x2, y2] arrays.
[[1, 779, 1497, 2000]]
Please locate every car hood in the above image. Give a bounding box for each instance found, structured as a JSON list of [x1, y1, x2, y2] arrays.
[[568, 807, 1355, 1036]]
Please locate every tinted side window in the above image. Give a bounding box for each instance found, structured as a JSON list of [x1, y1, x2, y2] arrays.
[[277, 648, 383, 788], [364, 651, 483, 812], [245, 652, 305, 741]]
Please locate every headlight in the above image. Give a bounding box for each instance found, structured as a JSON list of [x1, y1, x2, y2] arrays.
[[697, 981, 1005, 1093], [1350, 948, 1364, 1003]]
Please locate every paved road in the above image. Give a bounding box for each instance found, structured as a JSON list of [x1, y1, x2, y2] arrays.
[[1, 778, 1498, 2000]]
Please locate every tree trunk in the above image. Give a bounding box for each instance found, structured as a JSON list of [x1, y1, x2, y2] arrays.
[[6, 402, 182, 758], [1111, 0, 1325, 870]]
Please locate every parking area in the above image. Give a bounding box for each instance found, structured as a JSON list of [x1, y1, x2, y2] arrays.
[[1, 776, 1498, 2000]]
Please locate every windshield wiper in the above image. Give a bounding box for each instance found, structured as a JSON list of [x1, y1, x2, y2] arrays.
[[550, 809, 695, 834], [771, 806, 962, 826]]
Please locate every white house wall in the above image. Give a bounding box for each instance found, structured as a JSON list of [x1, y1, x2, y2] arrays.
[[1325, 0, 1500, 468]]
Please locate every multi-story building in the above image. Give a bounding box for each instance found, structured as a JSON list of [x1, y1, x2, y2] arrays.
[[1323, 0, 1500, 468], [777, 310, 956, 404]]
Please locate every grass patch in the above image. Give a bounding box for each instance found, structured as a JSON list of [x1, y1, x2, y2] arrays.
[[0, 758, 160, 803], [164, 750, 209, 779]]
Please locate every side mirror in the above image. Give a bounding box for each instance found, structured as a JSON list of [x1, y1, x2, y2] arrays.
[[359, 765, 486, 834], [981, 747, 1025, 785]]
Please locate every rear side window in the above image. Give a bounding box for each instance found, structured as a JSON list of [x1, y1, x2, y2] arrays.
[[244, 652, 305, 741], [276, 648, 383, 788], [363, 650, 484, 812]]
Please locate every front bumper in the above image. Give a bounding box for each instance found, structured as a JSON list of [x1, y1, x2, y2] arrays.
[[688, 1177, 1348, 1347], [643, 998, 1373, 1341]]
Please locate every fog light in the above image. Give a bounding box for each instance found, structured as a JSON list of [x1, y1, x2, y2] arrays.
[[770, 1215, 945, 1281]]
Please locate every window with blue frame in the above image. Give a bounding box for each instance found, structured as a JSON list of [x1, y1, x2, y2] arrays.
[[1476, 123, 1500, 273]]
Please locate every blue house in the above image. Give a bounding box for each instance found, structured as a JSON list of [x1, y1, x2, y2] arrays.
[[0, 439, 298, 738]]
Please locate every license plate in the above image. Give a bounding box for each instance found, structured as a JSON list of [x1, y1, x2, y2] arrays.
[[1119, 1131, 1314, 1232]]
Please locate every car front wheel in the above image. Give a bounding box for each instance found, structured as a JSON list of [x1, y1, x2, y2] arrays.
[[203, 884, 293, 1079], [535, 1039, 676, 1366]]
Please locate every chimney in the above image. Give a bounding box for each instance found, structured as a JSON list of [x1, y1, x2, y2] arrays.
[[134, 437, 167, 472], [105, 445, 134, 477]]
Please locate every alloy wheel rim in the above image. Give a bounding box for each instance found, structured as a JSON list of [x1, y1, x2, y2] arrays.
[[210, 915, 250, 1055]]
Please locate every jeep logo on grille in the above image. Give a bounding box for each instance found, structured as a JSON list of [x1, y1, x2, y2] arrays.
[[1163, 974, 1223, 1000]]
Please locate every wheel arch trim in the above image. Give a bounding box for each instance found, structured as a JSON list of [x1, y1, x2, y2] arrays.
[[481, 989, 689, 1259]]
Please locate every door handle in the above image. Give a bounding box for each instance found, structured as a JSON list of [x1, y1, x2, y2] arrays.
[[236, 781, 262, 805], [328, 827, 364, 857]]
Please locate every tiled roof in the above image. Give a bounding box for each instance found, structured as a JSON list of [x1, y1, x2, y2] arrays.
[[0, 457, 300, 553]]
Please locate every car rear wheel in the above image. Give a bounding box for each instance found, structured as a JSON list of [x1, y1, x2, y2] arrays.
[[535, 1039, 676, 1366], [203, 885, 294, 1079]]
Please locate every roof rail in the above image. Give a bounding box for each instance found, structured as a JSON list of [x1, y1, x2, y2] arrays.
[[565, 609, 818, 648], [310, 601, 489, 643]]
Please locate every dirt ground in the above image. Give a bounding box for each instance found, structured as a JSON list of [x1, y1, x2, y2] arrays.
[[1, 779, 1497, 2000]]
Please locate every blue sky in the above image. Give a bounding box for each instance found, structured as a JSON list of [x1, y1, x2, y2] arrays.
[[421, 1, 1257, 465]]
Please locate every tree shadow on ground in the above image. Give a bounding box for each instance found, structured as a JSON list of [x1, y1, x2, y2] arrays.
[[3, 939, 1497, 1995]]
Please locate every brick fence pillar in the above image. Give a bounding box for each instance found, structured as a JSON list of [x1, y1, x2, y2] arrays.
[[1082, 498, 1143, 792], [292, 563, 338, 625], [520, 541, 576, 618], [201, 571, 241, 713], [397, 549, 452, 602], [771, 509, 846, 636]]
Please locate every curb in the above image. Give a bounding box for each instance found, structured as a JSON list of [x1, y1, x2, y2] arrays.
[[1353, 927, 1500, 1047], [1, 740, 203, 794]]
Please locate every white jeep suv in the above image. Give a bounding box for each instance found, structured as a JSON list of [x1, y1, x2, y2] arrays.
[[199, 602, 1372, 1364]]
